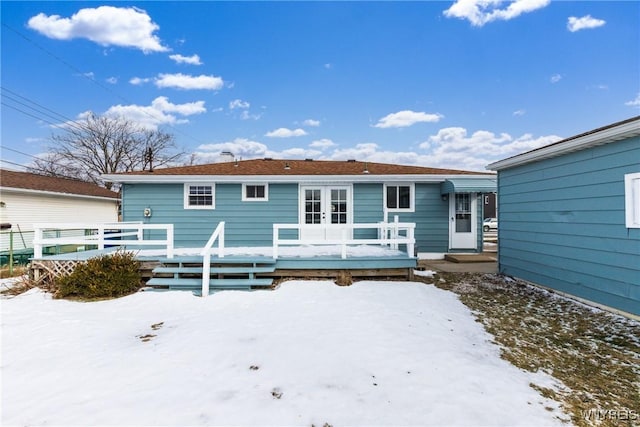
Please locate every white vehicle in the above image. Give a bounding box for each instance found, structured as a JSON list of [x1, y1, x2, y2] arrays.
[[483, 217, 497, 232]]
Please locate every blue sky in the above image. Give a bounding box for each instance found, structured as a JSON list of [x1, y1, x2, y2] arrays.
[[2, 1, 639, 172]]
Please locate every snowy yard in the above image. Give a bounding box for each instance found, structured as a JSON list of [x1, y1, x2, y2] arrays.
[[1, 280, 564, 426]]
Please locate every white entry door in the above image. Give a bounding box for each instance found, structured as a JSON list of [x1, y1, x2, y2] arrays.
[[300, 186, 351, 241], [449, 193, 477, 249]]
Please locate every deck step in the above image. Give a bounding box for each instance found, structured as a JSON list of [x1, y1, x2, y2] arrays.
[[146, 277, 273, 289], [155, 256, 276, 264], [152, 266, 276, 274]]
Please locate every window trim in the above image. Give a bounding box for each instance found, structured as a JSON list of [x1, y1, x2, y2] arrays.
[[183, 183, 215, 210], [625, 172, 640, 228], [242, 183, 269, 202], [383, 183, 415, 213]]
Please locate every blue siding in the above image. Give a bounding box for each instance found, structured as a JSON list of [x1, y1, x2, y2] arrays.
[[497, 136, 640, 315], [122, 181, 471, 255], [390, 183, 451, 253], [353, 183, 384, 239], [122, 183, 298, 247]]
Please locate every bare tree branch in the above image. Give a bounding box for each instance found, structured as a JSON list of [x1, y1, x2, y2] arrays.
[[27, 113, 184, 189]]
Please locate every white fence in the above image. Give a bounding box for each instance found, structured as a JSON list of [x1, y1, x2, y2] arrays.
[[33, 222, 174, 259], [273, 219, 416, 259]]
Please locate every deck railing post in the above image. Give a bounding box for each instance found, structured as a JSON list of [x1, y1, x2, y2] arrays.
[[218, 224, 224, 258], [166, 225, 174, 259], [272, 225, 278, 259], [341, 226, 347, 259], [202, 254, 210, 296], [34, 226, 43, 259], [97, 225, 105, 250], [408, 225, 415, 258]]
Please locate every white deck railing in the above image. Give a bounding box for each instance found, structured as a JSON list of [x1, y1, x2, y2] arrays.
[[273, 219, 415, 259], [200, 221, 225, 297], [33, 222, 174, 259]]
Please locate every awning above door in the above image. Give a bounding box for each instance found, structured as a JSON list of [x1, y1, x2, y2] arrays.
[[441, 178, 497, 194]]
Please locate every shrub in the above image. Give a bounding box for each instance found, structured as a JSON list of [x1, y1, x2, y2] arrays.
[[56, 251, 141, 299]]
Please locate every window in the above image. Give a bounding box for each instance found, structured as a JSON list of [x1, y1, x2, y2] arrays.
[[625, 173, 640, 228], [384, 184, 414, 212], [242, 184, 268, 201], [184, 184, 214, 209]]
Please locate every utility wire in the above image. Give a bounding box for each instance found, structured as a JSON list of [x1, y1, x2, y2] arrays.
[[2, 22, 208, 146]]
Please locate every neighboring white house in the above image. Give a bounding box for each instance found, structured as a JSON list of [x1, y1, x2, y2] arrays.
[[0, 169, 119, 252]]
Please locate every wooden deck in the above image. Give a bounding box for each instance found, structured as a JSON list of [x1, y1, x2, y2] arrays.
[[31, 247, 417, 293]]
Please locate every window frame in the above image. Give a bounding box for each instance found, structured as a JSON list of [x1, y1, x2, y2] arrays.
[[183, 183, 215, 210], [625, 172, 640, 228], [242, 183, 269, 202], [384, 183, 415, 213]]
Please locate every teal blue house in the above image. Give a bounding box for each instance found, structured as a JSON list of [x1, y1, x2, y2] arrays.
[[105, 159, 496, 258], [488, 117, 640, 317]]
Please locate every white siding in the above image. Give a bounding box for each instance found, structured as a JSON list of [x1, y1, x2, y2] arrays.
[[0, 190, 118, 251]]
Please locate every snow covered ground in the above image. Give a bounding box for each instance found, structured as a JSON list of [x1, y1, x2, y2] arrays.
[[2, 280, 565, 426]]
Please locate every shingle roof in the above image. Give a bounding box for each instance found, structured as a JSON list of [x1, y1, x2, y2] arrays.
[[113, 159, 490, 176], [0, 169, 119, 199]]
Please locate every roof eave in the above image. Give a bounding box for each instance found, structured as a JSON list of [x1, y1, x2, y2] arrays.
[[103, 173, 495, 184], [487, 117, 640, 171], [0, 186, 119, 201]]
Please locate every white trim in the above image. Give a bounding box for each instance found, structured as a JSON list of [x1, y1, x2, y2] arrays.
[[384, 183, 415, 213], [298, 185, 354, 241], [625, 172, 640, 228], [241, 183, 269, 201], [487, 117, 640, 171], [103, 173, 495, 185], [0, 186, 119, 202], [183, 183, 215, 210]]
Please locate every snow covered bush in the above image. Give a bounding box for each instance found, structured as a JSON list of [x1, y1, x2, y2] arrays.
[[55, 251, 141, 299]]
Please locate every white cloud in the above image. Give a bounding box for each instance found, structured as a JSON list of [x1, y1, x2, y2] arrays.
[[106, 76, 118, 84], [419, 127, 561, 170], [444, 0, 550, 27], [129, 77, 151, 85], [240, 110, 262, 121], [309, 139, 336, 150], [374, 110, 443, 128], [194, 138, 323, 164], [567, 15, 606, 32], [513, 109, 526, 116], [265, 128, 308, 138], [229, 99, 250, 110], [550, 74, 562, 83], [102, 96, 206, 130], [169, 53, 202, 65], [324, 63, 332, 69], [27, 6, 168, 53], [155, 73, 224, 90], [625, 93, 640, 108], [303, 119, 321, 127]]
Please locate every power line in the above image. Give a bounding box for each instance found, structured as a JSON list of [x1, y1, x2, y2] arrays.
[[2, 22, 208, 146]]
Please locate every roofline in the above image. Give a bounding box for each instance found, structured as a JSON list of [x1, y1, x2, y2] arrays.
[[487, 116, 640, 171], [103, 173, 495, 184], [0, 186, 120, 202]]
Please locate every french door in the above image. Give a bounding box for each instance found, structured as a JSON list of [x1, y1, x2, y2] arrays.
[[299, 186, 351, 240]]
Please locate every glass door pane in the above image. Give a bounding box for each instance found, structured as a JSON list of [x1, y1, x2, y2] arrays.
[[305, 189, 322, 224], [330, 189, 347, 224], [455, 193, 471, 232]]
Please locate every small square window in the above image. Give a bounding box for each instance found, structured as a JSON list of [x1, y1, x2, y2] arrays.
[[242, 184, 268, 201], [385, 184, 414, 212], [184, 184, 215, 209]]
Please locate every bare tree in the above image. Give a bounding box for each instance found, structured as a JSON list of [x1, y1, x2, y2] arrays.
[[29, 113, 184, 190]]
